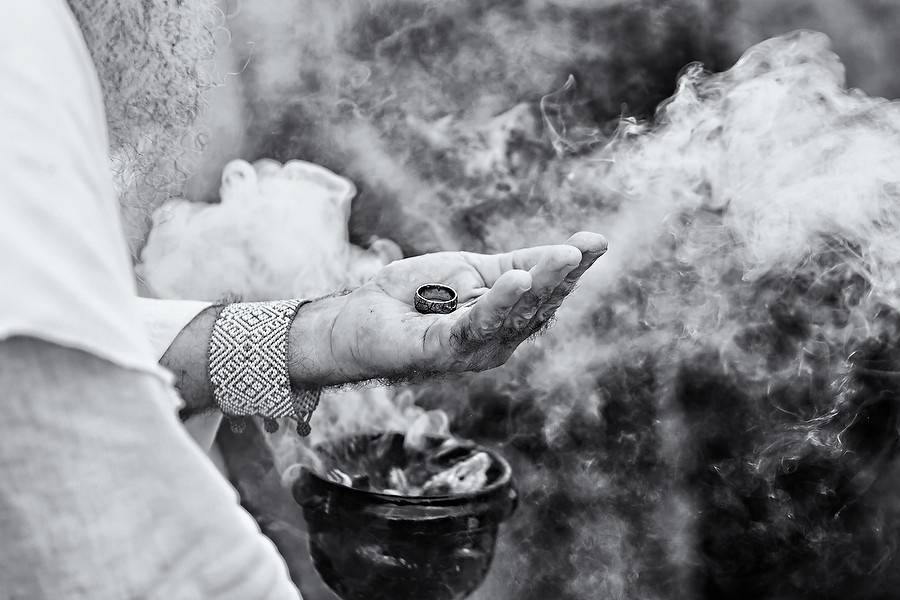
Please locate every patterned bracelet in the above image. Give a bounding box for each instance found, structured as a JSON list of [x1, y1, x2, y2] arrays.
[[208, 299, 321, 436]]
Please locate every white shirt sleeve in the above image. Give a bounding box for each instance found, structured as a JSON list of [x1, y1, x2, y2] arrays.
[[137, 297, 214, 360], [136, 297, 225, 450], [0, 0, 167, 385]]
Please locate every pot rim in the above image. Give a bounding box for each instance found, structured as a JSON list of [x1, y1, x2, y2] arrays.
[[296, 431, 514, 507]]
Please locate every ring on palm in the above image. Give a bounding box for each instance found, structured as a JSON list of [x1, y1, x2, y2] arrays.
[[415, 283, 458, 314]]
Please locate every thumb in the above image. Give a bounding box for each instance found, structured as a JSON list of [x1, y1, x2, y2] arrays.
[[453, 270, 532, 347]]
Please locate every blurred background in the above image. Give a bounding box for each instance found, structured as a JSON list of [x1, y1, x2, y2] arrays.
[[185, 0, 900, 251]]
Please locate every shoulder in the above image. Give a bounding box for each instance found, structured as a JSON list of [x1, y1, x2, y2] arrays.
[[0, 0, 111, 202], [1, 1, 108, 151]]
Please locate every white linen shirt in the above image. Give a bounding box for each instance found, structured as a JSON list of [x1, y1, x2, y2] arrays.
[[0, 0, 171, 383], [0, 0, 221, 444], [0, 2, 297, 598]]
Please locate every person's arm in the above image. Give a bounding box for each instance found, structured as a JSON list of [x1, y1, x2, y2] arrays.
[[159, 302, 221, 414], [136, 297, 221, 448], [159, 232, 608, 417]]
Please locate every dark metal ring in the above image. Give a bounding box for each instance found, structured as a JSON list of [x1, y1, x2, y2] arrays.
[[414, 283, 458, 314]]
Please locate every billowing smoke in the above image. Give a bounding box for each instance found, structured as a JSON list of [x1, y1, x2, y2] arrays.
[[188, 0, 739, 254], [138, 158, 401, 301], [441, 31, 900, 600], [140, 2, 900, 598]]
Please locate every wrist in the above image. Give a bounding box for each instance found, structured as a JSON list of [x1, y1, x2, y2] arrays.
[[287, 292, 359, 386]]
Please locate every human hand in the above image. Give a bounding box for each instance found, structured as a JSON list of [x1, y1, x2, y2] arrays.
[[289, 232, 607, 385]]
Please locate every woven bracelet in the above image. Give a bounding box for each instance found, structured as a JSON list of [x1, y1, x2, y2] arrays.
[[208, 299, 321, 435]]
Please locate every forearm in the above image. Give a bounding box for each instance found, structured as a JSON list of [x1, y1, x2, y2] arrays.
[[160, 294, 367, 416], [159, 304, 222, 414]]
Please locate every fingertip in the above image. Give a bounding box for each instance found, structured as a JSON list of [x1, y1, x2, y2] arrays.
[[469, 270, 532, 337], [499, 268, 532, 293], [567, 231, 608, 256], [559, 244, 583, 267], [540, 245, 581, 272]]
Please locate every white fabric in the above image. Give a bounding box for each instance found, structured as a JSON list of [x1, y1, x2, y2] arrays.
[[136, 297, 225, 450], [0, 3, 300, 598], [0, 0, 224, 452], [137, 297, 212, 364], [0, 0, 170, 383]]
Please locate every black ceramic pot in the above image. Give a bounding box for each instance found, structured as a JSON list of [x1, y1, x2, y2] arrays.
[[293, 432, 517, 600]]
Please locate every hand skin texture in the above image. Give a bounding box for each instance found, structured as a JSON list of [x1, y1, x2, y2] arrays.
[[163, 232, 607, 415]]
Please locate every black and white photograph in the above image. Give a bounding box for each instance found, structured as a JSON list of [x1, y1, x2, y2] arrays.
[[4, 1, 900, 598]]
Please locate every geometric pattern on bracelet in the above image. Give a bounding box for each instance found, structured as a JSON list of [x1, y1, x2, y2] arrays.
[[209, 299, 306, 418]]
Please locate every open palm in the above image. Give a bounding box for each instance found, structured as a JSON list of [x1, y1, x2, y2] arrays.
[[328, 232, 608, 379]]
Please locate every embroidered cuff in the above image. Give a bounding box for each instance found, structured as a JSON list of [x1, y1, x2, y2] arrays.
[[209, 299, 321, 435]]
